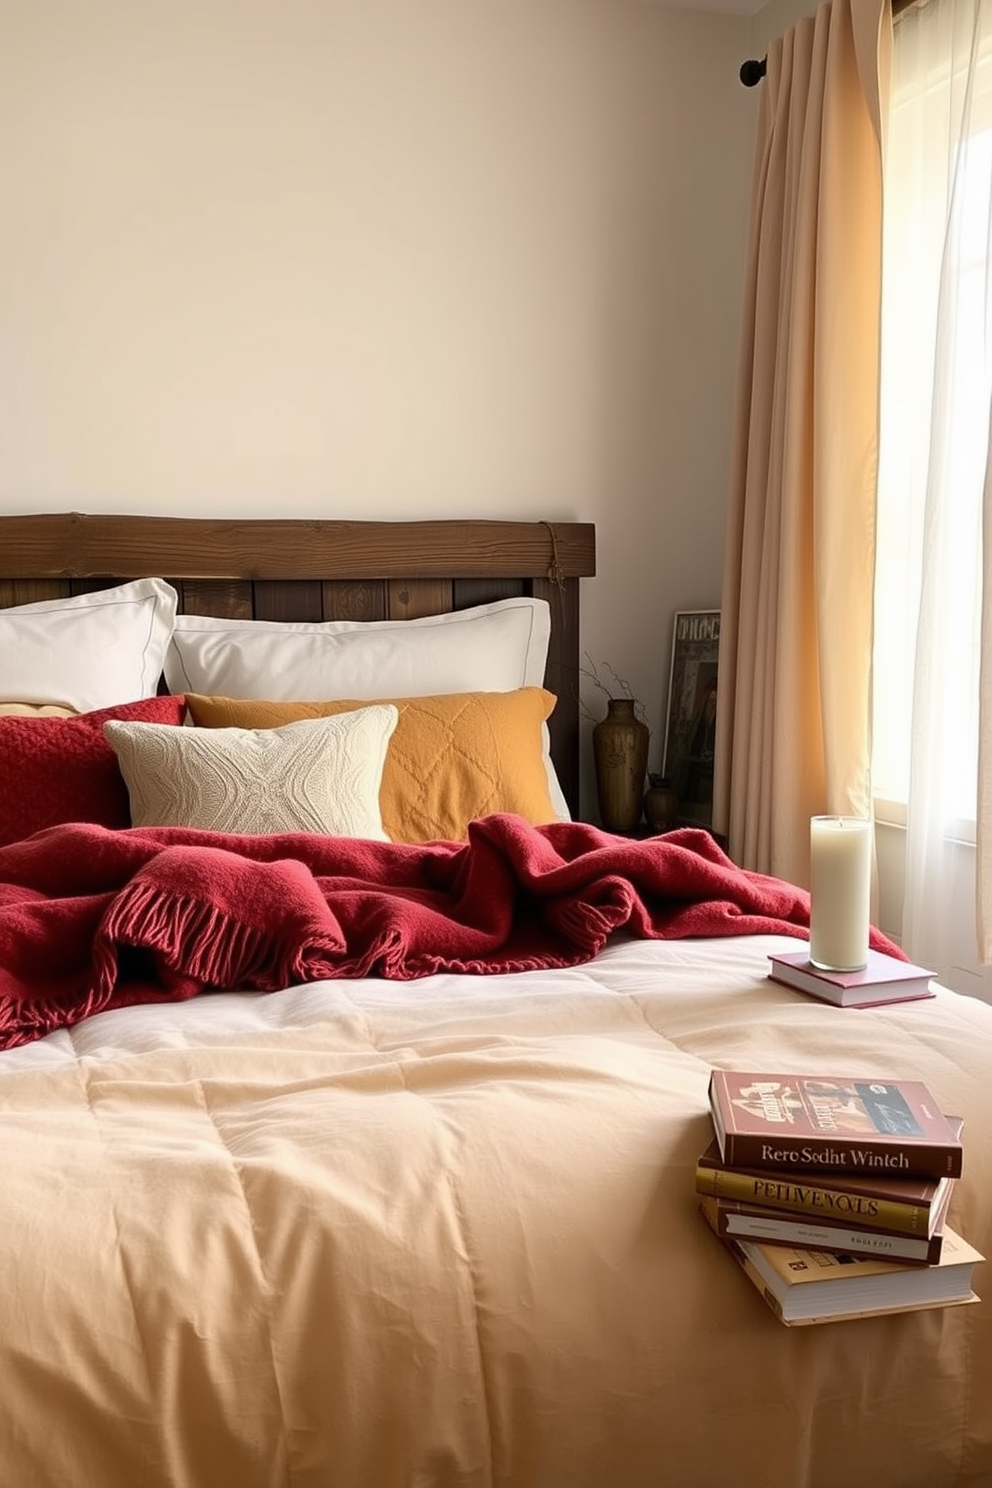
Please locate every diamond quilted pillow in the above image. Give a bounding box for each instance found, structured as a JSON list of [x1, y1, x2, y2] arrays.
[[0, 695, 187, 848], [183, 688, 559, 842]]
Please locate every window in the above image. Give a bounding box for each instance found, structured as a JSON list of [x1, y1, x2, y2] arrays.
[[873, 9, 992, 839]]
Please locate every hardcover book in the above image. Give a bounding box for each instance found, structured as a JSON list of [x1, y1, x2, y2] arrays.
[[701, 1209, 983, 1326], [767, 947, 935, 1007], [695, 1128, 959, 1238], [708, 1071, 964, 1179], [697, 1191, 950, 1265]]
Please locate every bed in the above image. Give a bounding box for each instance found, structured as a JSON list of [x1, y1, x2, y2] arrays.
[[1, 512, 991, 1488]]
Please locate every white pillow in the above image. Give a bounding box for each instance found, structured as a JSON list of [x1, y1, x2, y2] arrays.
[[104, 707, 398, 839], [161, 595, 569, 820], [0, 578, 178, 713], [163, 596, 551, 699]]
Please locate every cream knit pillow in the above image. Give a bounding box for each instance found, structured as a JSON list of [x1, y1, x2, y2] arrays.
[[104, 707, 398, 839]]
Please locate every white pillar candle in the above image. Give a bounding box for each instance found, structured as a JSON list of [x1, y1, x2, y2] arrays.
[[809, 816, 872, 971]]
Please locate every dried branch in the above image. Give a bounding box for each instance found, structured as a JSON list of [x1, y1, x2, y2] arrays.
[[579, 653, 649, 726]]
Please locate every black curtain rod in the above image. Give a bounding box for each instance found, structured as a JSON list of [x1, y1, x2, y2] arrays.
[[741, 0, 917, 85]]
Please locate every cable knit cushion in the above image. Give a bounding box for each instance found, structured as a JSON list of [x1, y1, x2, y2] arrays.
[[104, 707, 398, 839], [0, 695, 187, 849], [184, 688, 559, 843]]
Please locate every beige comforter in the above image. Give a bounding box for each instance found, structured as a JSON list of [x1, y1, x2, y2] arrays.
[[3, 932, 991, 1488]]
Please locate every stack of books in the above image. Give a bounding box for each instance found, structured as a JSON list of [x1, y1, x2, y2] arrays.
[[698, 1070, 984, 1325]]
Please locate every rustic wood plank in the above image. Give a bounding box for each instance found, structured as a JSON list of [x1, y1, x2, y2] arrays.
[[320, 580, 387, 622], [387, 578, 452, 621], [179, 579, 253, 619], [0, 579, 70, 608], [252, 581, 323, 623], [69, 578, 121, 596], [0, 514, 595, 581], [452, 577, 522, 610]]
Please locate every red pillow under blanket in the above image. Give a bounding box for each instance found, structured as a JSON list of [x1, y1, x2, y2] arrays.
[[0, 695, 186, 848]]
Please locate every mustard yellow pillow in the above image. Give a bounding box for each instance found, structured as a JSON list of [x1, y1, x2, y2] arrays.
[[185, 688, 559, 843]]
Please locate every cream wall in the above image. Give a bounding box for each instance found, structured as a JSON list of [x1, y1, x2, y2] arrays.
[[0, 0, 755, 815]]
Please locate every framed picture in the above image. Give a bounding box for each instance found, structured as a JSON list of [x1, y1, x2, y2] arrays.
[[662, 610, 721, 826]]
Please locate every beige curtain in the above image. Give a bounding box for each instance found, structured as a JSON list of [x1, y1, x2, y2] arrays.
[[713, 0, 889, 885]]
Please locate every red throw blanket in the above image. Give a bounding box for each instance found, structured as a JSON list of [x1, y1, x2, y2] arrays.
[[0, 815, 900, 1049]]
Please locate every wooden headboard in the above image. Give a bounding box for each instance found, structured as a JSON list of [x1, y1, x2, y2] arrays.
[[0, 513, 597, 814]]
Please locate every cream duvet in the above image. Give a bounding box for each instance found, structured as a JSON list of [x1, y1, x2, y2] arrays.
[[3, 932, 992, 1488]]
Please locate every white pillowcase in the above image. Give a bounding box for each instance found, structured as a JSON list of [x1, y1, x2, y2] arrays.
[[163, 597, 551, 700], [104, 707, 398, 839], [0, 578, 178, 713]]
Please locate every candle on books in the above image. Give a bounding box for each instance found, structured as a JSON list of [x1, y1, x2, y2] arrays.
[[809, 816, 872, 972]]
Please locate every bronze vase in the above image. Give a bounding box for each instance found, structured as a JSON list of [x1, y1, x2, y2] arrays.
[[643, 774, 679, 833], [593, 698, 649, 832]]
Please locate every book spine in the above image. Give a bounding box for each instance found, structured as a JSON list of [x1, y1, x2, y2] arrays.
[[710, 1204, 940, 1264], [721, 1132, 961, 1182], [695, 1165, 929, 1235]]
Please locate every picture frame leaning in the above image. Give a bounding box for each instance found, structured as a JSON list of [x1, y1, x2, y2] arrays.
[[661, 610, 721, 827]]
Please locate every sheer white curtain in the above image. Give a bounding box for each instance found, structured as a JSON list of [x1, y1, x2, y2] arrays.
[[874, 0, 992, 974]]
